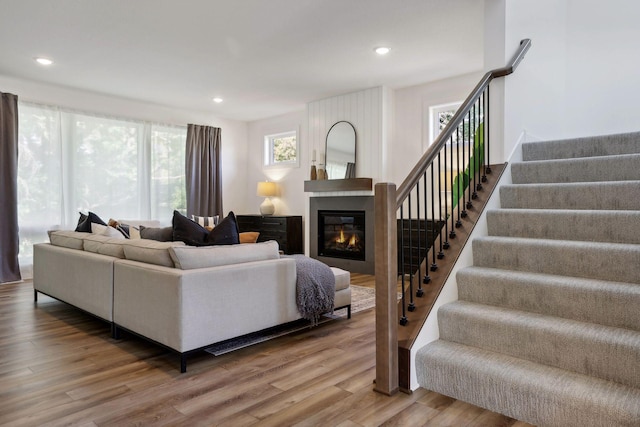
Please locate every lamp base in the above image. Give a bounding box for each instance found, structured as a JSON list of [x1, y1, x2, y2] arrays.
[[259, 198, 275, 215]]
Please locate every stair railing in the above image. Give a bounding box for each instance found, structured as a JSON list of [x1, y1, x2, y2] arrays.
[[374, 39, 531, 395]]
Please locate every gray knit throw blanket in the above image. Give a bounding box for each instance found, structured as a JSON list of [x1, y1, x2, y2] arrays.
[[285, 255, 335, 325]]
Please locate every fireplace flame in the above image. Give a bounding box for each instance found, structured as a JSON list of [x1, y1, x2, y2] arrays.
[[348, 234, 359, 246], [336, 229, 346, 244]]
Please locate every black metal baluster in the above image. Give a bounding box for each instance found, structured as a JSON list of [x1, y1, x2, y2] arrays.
[[461, 114, 469, 218], [441, 145, 450, 249], [456, 127, 463, 226], [486, 86, 492, 175], [472, 102, 478, 199], [416, 180, 424, 296], [437, 152, 445, 259], [407, 194, 415, 312], [466, 110, 473, 209], [422, 171, 431, 284], [399, 204, 408, 326], [449, 134, 457, 238], [430, 164, 437, 272], [481, 90, 488, 184]]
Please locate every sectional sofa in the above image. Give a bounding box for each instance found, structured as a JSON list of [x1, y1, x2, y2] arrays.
[[33, 230, 351, 372]]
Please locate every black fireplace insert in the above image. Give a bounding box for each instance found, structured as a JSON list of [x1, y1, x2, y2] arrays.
[[318, 210, 365, 261]]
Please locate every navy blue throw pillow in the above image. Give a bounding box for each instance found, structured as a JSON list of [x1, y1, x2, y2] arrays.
[[172, 210, 208, 246], [75, 211, 107, 233], [205, 211, 240, 245]]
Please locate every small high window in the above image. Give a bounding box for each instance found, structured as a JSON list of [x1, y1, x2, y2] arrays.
[[429, 102, 462, 144], [264, 131, 299, 168]]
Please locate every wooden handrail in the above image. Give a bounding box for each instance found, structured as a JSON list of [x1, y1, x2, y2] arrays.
[[395, 39, 531, 205]]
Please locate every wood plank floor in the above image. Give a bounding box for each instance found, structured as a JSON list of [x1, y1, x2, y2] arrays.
[[0, 279, 534, 427]]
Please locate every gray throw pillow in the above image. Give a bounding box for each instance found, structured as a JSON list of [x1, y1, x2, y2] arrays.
[[139, 225, 173, 242]]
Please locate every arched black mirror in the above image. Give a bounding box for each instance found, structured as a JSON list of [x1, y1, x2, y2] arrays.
[[325, 121, 356, 179]]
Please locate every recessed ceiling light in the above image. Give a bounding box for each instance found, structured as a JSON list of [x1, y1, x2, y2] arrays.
[[213, 97, 223, 103], [374, 47, 391, 55], [35, 57, 53, 66]]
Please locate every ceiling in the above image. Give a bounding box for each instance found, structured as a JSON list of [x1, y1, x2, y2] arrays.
[[0, 0, 484, 122]]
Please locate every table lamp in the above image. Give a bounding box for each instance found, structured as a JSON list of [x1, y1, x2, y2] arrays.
[[257, 181, 277, 215]]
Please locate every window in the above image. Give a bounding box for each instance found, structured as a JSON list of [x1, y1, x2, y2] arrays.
[[429, 102, 461, 144], [264, 130, 298, 167], [17, 103, 186, 270]]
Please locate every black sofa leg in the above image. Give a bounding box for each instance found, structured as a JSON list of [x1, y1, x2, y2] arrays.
[[347, 305, 351, 319], [180, 354, 187, 373], [34, 289, 38, 303], [111, 324, 121, 340]]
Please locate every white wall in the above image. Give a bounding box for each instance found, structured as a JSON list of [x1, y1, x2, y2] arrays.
[[500, 0, 640, 155], [391, 72, 482, 186], [0, 74, 250, 217], [246, 109, 307, 216]]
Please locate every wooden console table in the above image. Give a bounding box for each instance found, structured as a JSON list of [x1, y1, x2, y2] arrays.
[[236, 215, 303, 254]]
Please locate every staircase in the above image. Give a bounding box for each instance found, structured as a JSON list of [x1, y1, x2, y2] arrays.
[[416, 131, 640, 426]]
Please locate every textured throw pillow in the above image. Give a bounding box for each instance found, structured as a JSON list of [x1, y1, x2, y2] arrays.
[[191, 214, 219, 228], [139, 225, 174, 242], [91, 223, 127, 239], [205, 211, 240, 245], [172, 210, 209, 246], [239, 231, 260, 244], [108, 218, 130, 238], [75, 211, 107, 233]]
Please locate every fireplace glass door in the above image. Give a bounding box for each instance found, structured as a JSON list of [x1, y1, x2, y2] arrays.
[[318, 210, 365, 261]]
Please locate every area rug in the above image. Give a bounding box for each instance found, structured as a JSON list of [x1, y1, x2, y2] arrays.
[[204, 285, 377, 356]]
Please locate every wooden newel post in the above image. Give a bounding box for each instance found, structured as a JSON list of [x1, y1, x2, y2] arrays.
[[374, 182, 399, 395]]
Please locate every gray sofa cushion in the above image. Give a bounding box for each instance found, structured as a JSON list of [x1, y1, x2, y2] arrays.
[[122, 239, 186, 267], [169, 240, 280, 270], [48, 230, 87, 250], [83, 234, 127, 258]]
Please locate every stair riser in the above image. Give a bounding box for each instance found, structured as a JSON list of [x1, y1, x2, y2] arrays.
[[438, 302, 640, 388], [511, 154, 640, 184], [417, 341, 640, 427], [522, 131, 640, 161], [486, 209, 640, 244], [473, 237, 640, 284], [457, 267, 640, 332], [500, 182, 640, 210]]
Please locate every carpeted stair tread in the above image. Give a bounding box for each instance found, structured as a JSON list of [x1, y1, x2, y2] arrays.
[[522, 131, 640, 161], [486, 209, 640, 244], [511, 153, 640, 184], [416, 340, 640, 427], [500, 181, 640, 210], [457, 266, 640, 332], [472, 236, 640, 284], [438, 300, 640, 388]]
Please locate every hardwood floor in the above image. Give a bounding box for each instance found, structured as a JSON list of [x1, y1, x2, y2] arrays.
[[0, 279, 534, 426]]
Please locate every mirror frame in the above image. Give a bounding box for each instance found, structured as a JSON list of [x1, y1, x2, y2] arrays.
[[325, 120, 356, 180]]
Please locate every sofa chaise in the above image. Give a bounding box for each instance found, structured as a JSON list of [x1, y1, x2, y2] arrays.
[[33, 231, 351, 372]]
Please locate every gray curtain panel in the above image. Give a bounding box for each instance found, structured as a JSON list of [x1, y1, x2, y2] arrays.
[[185, 124, 222, 218], [0, 92, 21, 283]]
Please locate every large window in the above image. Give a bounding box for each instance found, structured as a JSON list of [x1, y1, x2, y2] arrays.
[[17, 103, 186, 269]]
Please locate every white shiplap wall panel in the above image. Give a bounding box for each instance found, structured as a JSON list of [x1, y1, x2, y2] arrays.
[[307, 87, 384, 182]]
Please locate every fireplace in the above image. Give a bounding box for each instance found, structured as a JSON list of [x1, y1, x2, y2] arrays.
[[318, 210, 365, 261], [310, 196, 374, 274]]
